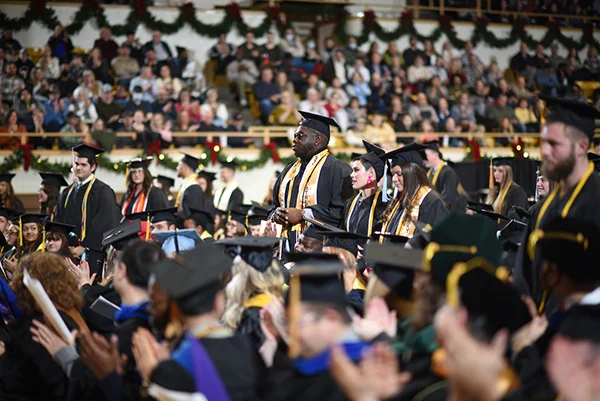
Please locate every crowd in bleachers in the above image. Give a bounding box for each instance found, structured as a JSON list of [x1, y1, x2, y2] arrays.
[[0, 23, 599, 151]]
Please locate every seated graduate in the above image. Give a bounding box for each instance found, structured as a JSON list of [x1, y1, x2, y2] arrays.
[[265, 261, 370, 401], [183, 207, 216, 241], [38, 172, 70, 219], [144, 244, 268, 401], [378, 144, 448, 242], [0, 252, 87, 401], [44, 221, 78, 260], [486, 157, 528, 216], [0, 173, 25, 215], [220, 237, 284, 348], [15, 213, 45, 260]]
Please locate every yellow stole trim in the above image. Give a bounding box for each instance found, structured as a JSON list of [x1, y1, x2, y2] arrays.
[[200, 230, 213, 240], [345, 189, 381, 236], [431, 164, 444, 187], [379, 186, 431, 241], [495, 181, 512, 214], [535, 162, 595, 229], [64, 175, 97, 241], [279, 149, 329, 234], [175, 174, 199, 209], [244, 293, 274, 309]]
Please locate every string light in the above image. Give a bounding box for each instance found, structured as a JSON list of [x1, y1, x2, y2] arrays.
[[201, 153, 207, 160], [523, 152, 529, 158], [159, 154, 165, 160], [214, 145, 220, 152]]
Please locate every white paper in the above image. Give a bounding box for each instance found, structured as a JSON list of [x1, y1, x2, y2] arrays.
[[90, 295, 121, 320], [23, 269, 73, 343], [148, 384, 208, 401]]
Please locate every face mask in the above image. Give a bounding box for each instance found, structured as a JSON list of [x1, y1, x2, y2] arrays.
[[307, 42, 316, 50], [285, 34, 294, 41], [349, 43, 357, 50], [133, 93, 143, 101]]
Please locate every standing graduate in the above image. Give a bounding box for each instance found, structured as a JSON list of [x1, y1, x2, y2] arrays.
[[422, 140, 466, 212], [213, 161, 244, 212], [270, 111, 353, 252], [0, 173, 24, 215], [54, 144, 121, 278], [155, 175, 176, 207], [516, 97, 600, 314], [175, 154, 211, 217], [197, 170, 217, 205], [38, 172, 69, 220], [485, 157, 528, 216], [120, 157, 169, 218], [378, 144, 448, 242]]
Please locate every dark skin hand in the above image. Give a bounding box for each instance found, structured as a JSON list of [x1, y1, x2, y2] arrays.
[[273, 207, 303, 226]]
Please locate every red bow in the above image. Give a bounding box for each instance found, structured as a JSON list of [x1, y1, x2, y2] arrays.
[[147, 140, 162, 162], [183, 2, 195, 22], [204, 140, 221, 165], [439, 14, 453, 30], [364, 10, 376, 30], [264, 142, 280, 163], [225, 2, 242, 21], [134, 0, 148, 19], [18, 143, 35, 171], [400, 10, 412, 25], [467, 139, 481, 161]]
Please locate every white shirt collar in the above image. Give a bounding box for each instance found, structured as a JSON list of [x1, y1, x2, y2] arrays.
[[580, 286, 600, 305], [78, 174, 94, 186]]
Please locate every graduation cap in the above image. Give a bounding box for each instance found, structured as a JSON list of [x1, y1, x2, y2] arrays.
[[151, 244, 233, 312], [541, 96, 600, 141], [373, 232, 410, 245], [216, 236, 278, 272], [236, 204, 253, 215], [513, 206, 531, 220], [247, 214, 266, 227], [0, 207, 17, 220], [380, 143, 427, 167], [156, 175, 175, 189], [365, 242, 423, 299], [73, 144, 105, 161], [220, 160, 238, 171], [152, 229, 201, 254], [288, 263, 347, 307], [557, 304, 600, 343], [423, 213, 504, 285], [197, 170, 217, 182], [124, 156, 153, 169], [150, 207, 177, 224], [315, 229, 370, 241], [491, 157, 515, 167], [39, 172, 69, 188], [249, 201, 270, 217], [228, 209, 249, 227], [19, 214, 46, 225], [498, 219, 527, 240], [304, 215, 345, 233], [186, 208, 215, 231], [0, 173, 15, 183], [301, 226, 326, 243], [298, 110, 340, 140], [286, 252, 340, 264], [423, 140, 443, 158], [45, 221, 78, 247], [362, 139, 384, 156], [528, 216, 600, 283], [357, 152, 385, 181], [180, 153, 200, 171], [102, 220, 142, 251], [467, 207, 510, 222], [467, 201, 493, 212]]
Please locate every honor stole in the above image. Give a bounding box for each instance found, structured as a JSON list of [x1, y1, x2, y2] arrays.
[[345, 189, 381, 236], [379, 186, 432, 242], [175, 174, 199, 209]]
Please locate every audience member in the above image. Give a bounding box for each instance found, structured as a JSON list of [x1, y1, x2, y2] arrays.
[[280, 28, 306, 69], [46, 25, 73, 63], [111, 44, 140, 87], [130, 66, 156, 103], [87, 47, 112, 84], [69, 88, 98, 124], [43, 86, 70, 132], [93, 27, 119, 61], [14, 88, 41, 131], [226, 112, 251, 148], [486, 93, 516, 130], [298, 88, 327, 116], [226, 48, 259, 107], [345, 71, 371, 107], [210, 32, 235, 74], [346, 57, 370, 83], [59, 111, 82, 148], [409, 92, 439, 127], [260, 32, 283, 67], [323, 49, 348, 85], [451, 92, 477, 132], [201, 89, 228, 128], [0, 62, 25, 105], [0, 109, 25, 149], [143, 31, 173, 62], [96, 84, 123, 130], [154, 64, 182, 99], [253, 67, 281, 123], [343, 36, 360, 64], [123, 86, 153, 119], [403, 36, 422, 67]]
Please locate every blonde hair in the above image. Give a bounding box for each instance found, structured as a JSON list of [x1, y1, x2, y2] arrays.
[[487, 165, 514, 214], [222, 255, 284, 329]]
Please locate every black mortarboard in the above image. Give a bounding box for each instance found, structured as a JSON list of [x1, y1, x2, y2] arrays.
[[288, 263, 347, 307], [220, 160, 238, 171], [228, 209, 249, 226], [39, 172, 69, 188], [558, 304, 600, 343], [247, 214, 266, 226], [249, 201, 270, 217], [380, 143, 427, 167], [151, 207, 177, 224], [513, 206, 531, 220], [18, 214, 46, 225], [365, 242, 422, 298], [44, 221, 75, 236], [359, 152, 385, 180], [362, 139, 384, 156], [304, 215, 345, 233], [73, 144, 105, 160], [152, 244, 232, 306], [467, 207, 510, 222], [156, 175, 175, 188], [197, 170, 217, 181], [374, 232, 410, 245], [542, 96, 600, 141], [124, 157, 153, 169], [298, 110, 340, 140], [316, 230, 370, 241], [102, 220, 141, 251], [286, 252, 340, 264], [236, 204, 253, 215], [216, 236, 278, 272], [180, 153, 200, 171], [530, 217, 600, 283], [492, 157, 515, 167], [187, 208, 215, 230], [423, 140, 443, 158], [0, 207, 16, 220], [467, 201, 493, 212], [498, 219, 527, 241], [0, 173, 15, 183], [302, 226, 326, 242]]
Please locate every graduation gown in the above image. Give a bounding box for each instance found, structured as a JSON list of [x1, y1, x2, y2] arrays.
[[0, 312, 80, 401], [428, 164, 461, 212], [492, 182, 528, 217], [1, 196, 24, 215], [54, 177, 121, 276], [177, 181, 211, 218], [151, 333, 268, 401], [270, 152, 353, 249], [515, 172, 600, 314], [213, 185, 244, 212], [119, 185, 170, 217], [80, 283, 121, 336]]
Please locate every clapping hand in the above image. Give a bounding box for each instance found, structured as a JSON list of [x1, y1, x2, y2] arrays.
[[132, 327, 170, 383], [67, 258, 96, 288], [78, 331, 127, 380]]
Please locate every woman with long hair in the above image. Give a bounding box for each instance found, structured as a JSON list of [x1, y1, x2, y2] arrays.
[[0, 110, 26, 150], [0, 252, 85, 400], [44, 221, 76, 260], [0, 173, 24, 214], [485, 158, 528, 216], [15, 214, 44, 260], [222, 237, 284, 348], [120, 158, 169, 218], [197, 170, 216, 204], [38, 172, 69, 219], [379, 144, 448, 241]]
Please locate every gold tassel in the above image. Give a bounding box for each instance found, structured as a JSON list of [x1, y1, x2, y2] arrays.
[[489, 158, 494, 190], [41, 226, 46, 252], [145, 213, 151, 241], [19, 217, 23, 247]]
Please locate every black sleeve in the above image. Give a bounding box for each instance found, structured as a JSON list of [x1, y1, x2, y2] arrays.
[[502, 185, 529, 216], [229, 188, 244, 212], [181, 185, 209, 218], [148, 186, 170, 210], [268, 162, 295, 217], [418, 192, 449, 226], [439, 168, 459, 212], [308, 159, 353, 227], [54, 188, 67, 223], [81, 183, 120, 251]]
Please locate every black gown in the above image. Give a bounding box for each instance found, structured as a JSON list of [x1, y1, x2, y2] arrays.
[[213, 186, 244, 212], [515, 173, 600, 314], [493, 182, 528, 217], [0, 312, 80, 401], [119, 186, 170, 217], [151, 334, 268, 401], [270, 154, 353, 250], [54, 178, 121, 277], [178, 184, 211, 218], [80, 283, 121, 336], [1, 196, 24, 215], [428, 164, 461, 212]]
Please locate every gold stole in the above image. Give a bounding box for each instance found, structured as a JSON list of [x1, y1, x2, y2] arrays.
[[495, 181, 512, 214], [278, 149, 329, 234], [200, 230, 213, 240], [175, 174, 199, 209], [63, 175, 97, 241], [346, 189, 381, 236], [430, 164, 444, 186], [243, 293, 274, 309], [380, 186, 432, 241]]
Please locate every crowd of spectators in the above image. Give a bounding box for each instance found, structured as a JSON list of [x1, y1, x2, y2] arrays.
[[1, 22, 600, 151]]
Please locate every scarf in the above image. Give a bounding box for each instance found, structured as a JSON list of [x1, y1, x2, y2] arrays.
[[278, 149, 329, 235], [293, 341, 369, 375], [121, 187, 150, 216], [213, 180, 239, 211], [175, 174, 199, 209], [115, 301, 150, 323]]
